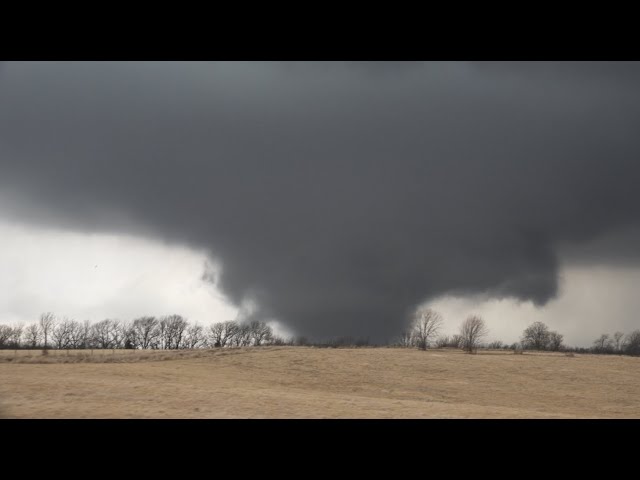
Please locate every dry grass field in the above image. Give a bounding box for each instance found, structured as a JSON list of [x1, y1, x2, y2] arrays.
[[1, 347, 639, 418]]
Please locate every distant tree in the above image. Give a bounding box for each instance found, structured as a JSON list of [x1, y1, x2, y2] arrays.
[[184, 323, 205, 349], [233, 324, 252, 347], [411, 308, 443, 351], [123, 321, 136, 349], [156, 318, 168, 349], [24, 323, 41, 348], [435, 335, 462, 348], [159, 315, 189, 349], [52, 317, 74, 349], [81, 320, 93, 349], [459, 315, 489, 353], [9, 324, 23, 349], [108, 320, 126, 349], [271, 335, 289, 346], [623, 330, 640, 356], [487, 340, 504, 350], [249, 320, 273, 346], [67, 320, 86, 349], [92, 319, 117, 349], [593, 334, 614, 354], [434, 335, 449, 348], [0, 325, 12, 348], [39, 312, 56, 349], [117, 321, 134, 349], [548, 331, 564, 352], [521, 321, 551, 351], [613, 332, 625, 353], [208, 321, 239, 348], [131, 316, 159, 349]]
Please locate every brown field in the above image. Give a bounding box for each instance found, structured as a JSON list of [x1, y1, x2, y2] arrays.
[[1, 347, 639, 418]]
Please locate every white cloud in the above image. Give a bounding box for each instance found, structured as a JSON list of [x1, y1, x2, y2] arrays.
[[0, 219, 238, 327]]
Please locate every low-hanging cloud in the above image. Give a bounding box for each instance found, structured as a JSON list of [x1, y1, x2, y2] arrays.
[[1, 61, 640, 341]]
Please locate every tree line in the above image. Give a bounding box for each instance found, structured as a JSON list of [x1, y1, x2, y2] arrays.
[[0, 312, 283, 350], [517, 321, 640, 356], [394, 309, 640, 356], [396, 308, 489, 353], [1, 310, 639, 356]]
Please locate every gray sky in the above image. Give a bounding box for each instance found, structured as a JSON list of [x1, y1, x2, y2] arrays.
[[1, 61, 640, 344]]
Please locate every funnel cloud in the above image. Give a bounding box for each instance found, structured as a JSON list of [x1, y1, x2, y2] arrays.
[[1, 61, 640, 341]]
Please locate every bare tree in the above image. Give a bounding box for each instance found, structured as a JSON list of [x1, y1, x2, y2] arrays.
[[92, 319, 116, 349], [52, 317, 74, 349], [593, 334, 614, 353], [184, 323, 205, 349], [0, 324, 23, 349], [548, 331, 564, 352], [208, 321, 239, 348], [131, 316, 159, 349], [159, 315, 189, 349], [459, 315, 489, 353], [248, 320, 273, 346], [172, 316, 189, 349], [271, 335, 290, 346], [119, 321, 136, 349], [521, 321, 551, 351], [156, 318, 168, 349], [9, 324, 23, 349], [39, 312, 56, 349], [24, 323, 41, 348], [108, 320, 123, 349], [613, 331, 625, 353], [411, 308, 443, 351], [0, 325, 12, 348], [233, 324, 252, 347], [435, 335, 462, 348], [81, 320, 93, 349], [67, 320, 86, 349], [623, 330, 640, 356]]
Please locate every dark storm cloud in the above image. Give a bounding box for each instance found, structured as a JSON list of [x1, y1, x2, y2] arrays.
[[1, 61, 640, 341]]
